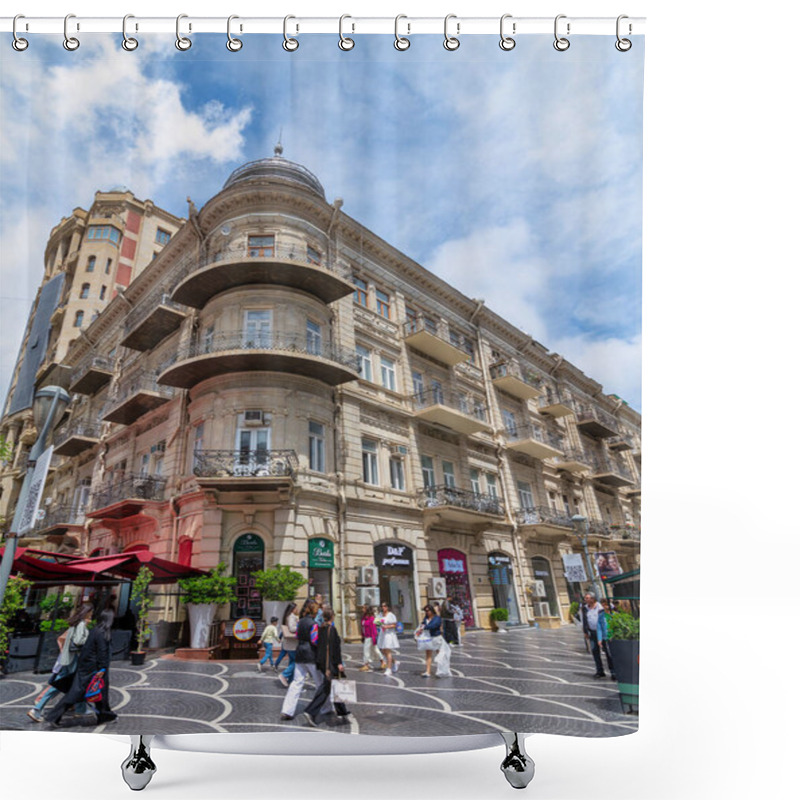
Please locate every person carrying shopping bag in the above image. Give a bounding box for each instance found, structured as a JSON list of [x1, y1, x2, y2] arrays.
[[415, 605, 443, 677], [279, 602, 322, 720], [303, 607, 350, 727], [276, 602, 299, 687]]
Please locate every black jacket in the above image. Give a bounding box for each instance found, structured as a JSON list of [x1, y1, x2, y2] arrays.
[[315, 624, 343, 677], [295, 615, 318, 664]]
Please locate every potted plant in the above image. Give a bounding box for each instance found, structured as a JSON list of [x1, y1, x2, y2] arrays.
[[251, 564, 307, 625], [0, 575, 32, 674], [130, 566, 154, 665], [178, 563, 236, 649], [606, 611, 640, 713], [568, 601, 580, 623], [489, 607, 509, 633]]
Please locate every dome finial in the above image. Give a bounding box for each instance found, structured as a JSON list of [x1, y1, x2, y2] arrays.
[[275, 128, 284, 157]]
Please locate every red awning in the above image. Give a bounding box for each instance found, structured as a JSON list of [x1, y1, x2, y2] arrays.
[[0, 546, 95, 582], [68, 551, 208, 583]]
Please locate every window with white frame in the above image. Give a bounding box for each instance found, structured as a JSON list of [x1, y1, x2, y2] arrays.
[[502, 409, 517, 436], [517, 481, 534, 509], [389, 456, 405, 491], [309, 421, 325, 472], [379, 356, 397, 391], [243, 309, 272, 347], [306, 319, 322, 355], [442, 461, 456, 488], [486, 473, 499, 498], [421, 455, 435, 490], [362, 439, 379, 484], [140, 453, 150, 474], [356, 345, 372, 381], [469, 468, 481, 494], [412, 371, 424, 400], [375, 288, 390, 319]]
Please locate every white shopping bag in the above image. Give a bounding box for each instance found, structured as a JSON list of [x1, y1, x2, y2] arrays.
[[331, 678, 358, 704], [434, 639, 452, 677]]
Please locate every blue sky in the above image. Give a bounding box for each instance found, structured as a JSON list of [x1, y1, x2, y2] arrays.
[[0, 33, 643, 409]]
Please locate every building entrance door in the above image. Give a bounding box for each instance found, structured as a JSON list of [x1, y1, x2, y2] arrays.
[[488, 552, 521, 625]]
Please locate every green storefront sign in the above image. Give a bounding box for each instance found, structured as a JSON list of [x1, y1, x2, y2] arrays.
[[234, 533, 265, 553], [308, 538, 334, 569]]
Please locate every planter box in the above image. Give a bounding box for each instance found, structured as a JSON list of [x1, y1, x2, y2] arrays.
[[186, 604, 218, 649], [5, 634, 41, 674], [534, 616, 562, 630], [608, 638, 640, 713]]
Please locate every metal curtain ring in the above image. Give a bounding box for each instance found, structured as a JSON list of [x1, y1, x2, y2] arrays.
[[339, 15, 354, 50], [394, 15, 410, 51], [63, 14, 80, 51], [12, 14, 29, 51], [175, 14, 192, 51], [615, 15, 632, 51], [122, 14, 138, 51], [283, 15, 299, 51], [499, 14, 515, 51], [553, 14, 570, 51], [443, 14, 460, 51], [227, 15, 243, 51]]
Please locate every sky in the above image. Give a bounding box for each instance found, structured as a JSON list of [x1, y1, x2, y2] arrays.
[[0, 33, 643, 410]]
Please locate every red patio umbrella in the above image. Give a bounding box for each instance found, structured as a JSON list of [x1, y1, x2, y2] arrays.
[[68, 551, 208, 584], [0, 546, 92, 582]]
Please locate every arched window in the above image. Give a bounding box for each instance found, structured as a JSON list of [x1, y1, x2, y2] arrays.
[[80, 283, 90, 299], [232, 534, 265, 619], [86, 256, 96, 272], [73, 310, 84, 328]]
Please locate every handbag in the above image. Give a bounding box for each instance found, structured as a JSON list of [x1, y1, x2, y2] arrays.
[[331, 678, 357, 705], [85, 669, 107, 703]]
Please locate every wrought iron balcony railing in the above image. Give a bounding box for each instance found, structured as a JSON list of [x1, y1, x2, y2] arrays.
[[504, 423, 563, 449], [591, 458, 635, 482], [53, 422, 103, 449], [33, 504, 86, 531], [419, 484, 504, 516], [489, 361, 542, 390], [70, 355, 113, 385], [193, 449, 298, 479], [576, 405, 619, 435], [102, 371, 175, 415], [158, 331, 360, 373], [90, 473, 167, 510], [411, 387, 488, 422], [515, 505, 575, 528], [123, 291, 186, 335]]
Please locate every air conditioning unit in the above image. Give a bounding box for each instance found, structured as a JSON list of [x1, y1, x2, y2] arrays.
[[357, 565, 379, 586], [244, 410, 263, 426], [428, 577, 447, 598], [533, 602, 551, 617], [356, 587, 381, 607], [390, 444, 408, 456], [529, 580, 546, 598]]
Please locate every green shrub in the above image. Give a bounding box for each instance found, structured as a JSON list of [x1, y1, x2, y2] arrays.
[[607, 611, 640, 640], [489, 607, 510, 622], [252, 565, 307, 602], [569, 601, 580, 620], [0, 575, 32, 659], [178, 563, 236, 605], [39, 618, 70, 633], [131, 566, 155, 650]]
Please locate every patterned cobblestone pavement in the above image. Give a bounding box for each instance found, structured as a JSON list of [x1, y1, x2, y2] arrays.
[[0, 624, 637, 738]]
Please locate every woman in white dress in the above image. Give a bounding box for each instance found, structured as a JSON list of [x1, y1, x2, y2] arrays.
[[377, 601, 400, 676]]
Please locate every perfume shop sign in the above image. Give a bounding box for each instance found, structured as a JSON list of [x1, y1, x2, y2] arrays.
[[375, 544, 413, 569]]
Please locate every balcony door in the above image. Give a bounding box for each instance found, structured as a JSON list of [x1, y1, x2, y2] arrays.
[[236, 426, 271, 475], [243, 309, 272, 348]]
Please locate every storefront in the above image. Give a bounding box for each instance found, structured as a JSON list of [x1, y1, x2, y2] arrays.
[[307, 537, 335, 605], [374, 542, 417, 630], [232, 533, 264, 620], [488, 552, 521, 625], [437, 548, 474, 627], [531, 556, 560, 620]]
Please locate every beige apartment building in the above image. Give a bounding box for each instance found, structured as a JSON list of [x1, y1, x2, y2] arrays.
[[1, 150, 640, 639]]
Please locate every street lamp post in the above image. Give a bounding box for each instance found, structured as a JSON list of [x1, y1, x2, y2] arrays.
[[571, 514, 601, 599], [0, 386, 70, 609]]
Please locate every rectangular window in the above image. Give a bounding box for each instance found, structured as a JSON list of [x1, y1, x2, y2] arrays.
[[356, 345, 372, 381], [193, 423, 204, 469], [156, 228, 171, 245], [469, 468, 481, 494], [203, 325, 215, 353], [502, 409, 517, 436], [105, 258, 112, 274], [353, 277, 368, 306], [450, 329, 461, 348], [442, 461, 456, 488], [99, 285, 107, 301], [86, 256, 96, 272], [486, 474, 499, 498], [375, 288, 390, 319], [140, 453, 150, 474], [73, 310, 83, 328], [458, 392, 470, 414], [152, 455, 164, 476], [86, 225, 121, 244], [390, 457, 405, 491], [362, 439, 379, 485], [248, 234, 275, 258], [306, 246, 322, 265], [464, 339, 475, 364], [309, 421, 325, 472], [412, 371, 424, 400], [517, 481, 534, 509], [306, 319, 322, 355], [243, 310, 272, 347], [79, 283, 90, 299], [379, 357, 396, 392], [431, 379, 444, 405], [421, 455, 435, 489]]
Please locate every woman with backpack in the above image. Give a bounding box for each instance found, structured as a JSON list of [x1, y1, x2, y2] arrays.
[[303, 606, 349, 727]]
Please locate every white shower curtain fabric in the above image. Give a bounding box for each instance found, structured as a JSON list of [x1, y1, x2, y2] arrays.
[[0, 31, 643, 739]]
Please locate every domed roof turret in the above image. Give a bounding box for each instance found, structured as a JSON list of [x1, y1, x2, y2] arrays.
[[222, 144, 325, 199]]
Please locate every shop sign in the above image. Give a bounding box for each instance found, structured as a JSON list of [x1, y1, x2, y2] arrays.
[[233, 617, 256, 641], [308, 538, 334, 569], [562, 553, 587, 583], [594, 551, 622, 579], [234, 533, 264, 553], [438, 548, 467, 574], [375, 543, 413, 568], [488, 553, 512, 567]]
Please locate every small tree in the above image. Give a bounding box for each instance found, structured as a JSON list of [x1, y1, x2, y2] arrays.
[[0, 575, 33, 665], [178, 563, 237, 605], [251, 564, 306, 602], [131, 566, 155, 651]]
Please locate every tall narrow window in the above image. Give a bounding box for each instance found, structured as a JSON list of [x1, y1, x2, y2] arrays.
[[248, 234, 275, 257], [486, 474, 499, 498], [79, 283, 90, 299], [469, 468, 481, 494], [431, 379, 444, 405], [412, 371, 424, 401], [203, 325, 215, 353], [86, 256, 96, 272], [99, 285, 107, 300], [362, 439, 379, 485], [306, 319, 322, 355], [243, 310, 272, 347], [421, 455, 435, 490], [442, 461, 456, 488], [193, 423, 205, 469], [306, 246, 322, 265], [390, 457, 405, 491], [375, 288, 391, 319], [379, 357, 396, 391], [309, 421, 325, 472], [356, 345, 372, 381], [353, 276, 368, 307], [502, 409, 517, 437], [105, 258, 112, 274], [517, 481, 534, 509], [73, 310, 84, 328]]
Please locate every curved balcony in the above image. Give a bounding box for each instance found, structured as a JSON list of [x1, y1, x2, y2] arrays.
[[53, 422, 102, 456], [170, 245, 355, 308], [489, 362, 543, 400], [102, 372, 175, 425], [420, 485, 505, 526], [193, 449, 297, 494], [121, 293, 187, 352], [157, 331, 360, 389], [504, 424, 563, 460]]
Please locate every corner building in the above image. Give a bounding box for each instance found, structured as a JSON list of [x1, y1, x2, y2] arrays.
[[7, 149, 641, 640]]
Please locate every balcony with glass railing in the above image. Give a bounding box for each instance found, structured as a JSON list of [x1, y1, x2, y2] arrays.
[[537, 389, 574, 417], [193, 449, 298, 493], [420, 485, 504, 524], [590, 457, 635, 488], [489, 362, 543, 401], [403, 318, 470, 366], [87, 473, 167, 519], [169, 244, 355, 308], [515, 505, 575, 538], [504, 423, 563, 460], [70, 355, 114, 395], [120, 292, 188, 351], [554, 446, 592, 473], [157, 331, 360, 389], [102, 371, 176, 425], [53, 421, 102, 456], [411, 387, 491, 435], [32, 504, 86, 535], [576, 405, 619, 439]]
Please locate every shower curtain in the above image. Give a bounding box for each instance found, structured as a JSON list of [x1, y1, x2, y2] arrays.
[[0, 28, 643, 741]]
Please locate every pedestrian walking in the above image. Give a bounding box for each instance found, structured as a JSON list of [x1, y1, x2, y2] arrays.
[[276, 603, 299, 688], [257, 616, 280, 672], [415, 605, 443, 677], [441, 595, 459, 645], [377, 601, 400, 676], [303, 607, 348, 727], [358, 605, 385, 672], [45, 609, 118, 727], [280, 602, 323, 720], [28, 603, 94, 723], [452, 601, 463, 645], [581, 592, 616, 679]]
